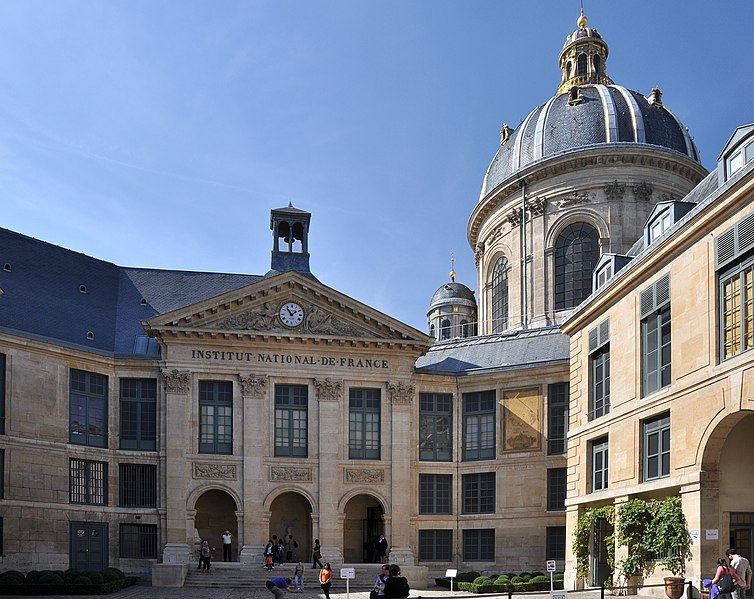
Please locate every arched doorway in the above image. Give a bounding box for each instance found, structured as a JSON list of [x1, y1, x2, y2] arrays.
[[343, 494, 384, 563], [195, 489, 238, 561], [269, 492, 312, 563]]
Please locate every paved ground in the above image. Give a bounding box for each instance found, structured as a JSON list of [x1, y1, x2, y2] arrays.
[[0, 585, 606, 599]]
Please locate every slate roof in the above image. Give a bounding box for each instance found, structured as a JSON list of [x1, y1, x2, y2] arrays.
[[0, 228, 260, 357], [415, 326, 569, 375], [482, 85, 700, 198]]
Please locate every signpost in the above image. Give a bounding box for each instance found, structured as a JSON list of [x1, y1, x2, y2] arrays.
[[340, 567, 355, 599], [547, 560, 566, 599], [445, 569, 458, 594]]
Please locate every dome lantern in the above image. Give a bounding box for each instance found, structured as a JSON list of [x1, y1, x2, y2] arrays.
[[557, 10, 613, 94]]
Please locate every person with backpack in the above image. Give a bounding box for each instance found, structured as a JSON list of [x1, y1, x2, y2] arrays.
[[713, 557, 741, 599], [727, 549, 753, 599]]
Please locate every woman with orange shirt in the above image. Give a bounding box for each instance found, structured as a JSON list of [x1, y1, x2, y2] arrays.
[[319, 562, 332, 599]]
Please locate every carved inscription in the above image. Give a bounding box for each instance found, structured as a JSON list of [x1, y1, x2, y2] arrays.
[[345, 469, 384, 483]]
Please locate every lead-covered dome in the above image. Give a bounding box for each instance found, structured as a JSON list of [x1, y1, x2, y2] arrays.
[[480, 11, 701, 198]]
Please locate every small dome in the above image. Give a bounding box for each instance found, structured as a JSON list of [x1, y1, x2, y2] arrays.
[[429, 282, 476, 311]]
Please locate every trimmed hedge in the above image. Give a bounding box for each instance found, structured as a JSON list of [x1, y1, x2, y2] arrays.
[[0, 568, 137, 595]]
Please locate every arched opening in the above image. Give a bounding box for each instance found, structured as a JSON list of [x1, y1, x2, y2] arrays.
[[577, 53, 588, 76], [592, 55, 602, 77], [440, 318, 451, 340], [343, 494, 384, 563], [194, 489, 238, 561], [269, 491, 312, 563], [429, 323, 435, 339], [554, 222, 600, 310], [702, 411, 754, 558]]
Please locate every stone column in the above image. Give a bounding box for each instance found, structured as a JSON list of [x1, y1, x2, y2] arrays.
[[239, 374, 269, 563], [161, 369, 193, 563], [685, 471, 719, 588], [315, 377, 345, 564], [386, 381, 416, 566], [564, 504, 582, 590]]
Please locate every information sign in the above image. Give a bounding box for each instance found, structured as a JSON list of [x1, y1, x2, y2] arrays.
[[340, 568, 355, 579], [546, 560, 556, 572]]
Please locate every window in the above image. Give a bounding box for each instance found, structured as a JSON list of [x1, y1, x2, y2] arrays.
[[119, 463, 157, 507], [0, 449, 4, 499], [70, 369, 108, 447], [548, 383, 569, 454], [462, 473, 495, 514], [462, 391, 495, 461], [726, 137, 754, 179], [648, 210, 673, 244], [595, 262, 613, 290], [419, 474, 452, 514], [120, 379, 156, 451], [641, 275, 671, 396], [349, 388, 380, 459], [720, 255, 754, 360], [275, 385, 308, 457], [576, 53, 587, 76], [199, 381, 233, 454], [463, 529, 495, 561], [0, 352, 5, 434], [547, 468, 566, 511], [589, 319, 610, 419], [419, 530, 452, 562], [419, 393, 452, 461], [643, 413, 670, 481], [440, 319, 451, 340], [120, 523, 158, 558], [555, 223, 600, 310], [592, 437, 608, 492], [491, 257, 509, 333], [70, 458, 107, 505], [546, 527, 566, 561]]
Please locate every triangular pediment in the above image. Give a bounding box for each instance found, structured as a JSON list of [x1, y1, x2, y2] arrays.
[[143, 271, 431, 346]]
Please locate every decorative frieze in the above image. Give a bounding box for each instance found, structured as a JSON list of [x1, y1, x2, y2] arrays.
[[163, 369, 191, 394], [345, 469, 384, 484], [388, 381, 415, 405], [270, 466, 312, 482], [529, 196, 547, 216], [507, 207, 523, 227], [193, 463, 237, 480], [238, 374, 267, 398], [555, 190, 594, 208], [633, 181, 654, 202], [314, 378, 343, 401], [474, 241, 485, 266], [604, 180, 626, 202]]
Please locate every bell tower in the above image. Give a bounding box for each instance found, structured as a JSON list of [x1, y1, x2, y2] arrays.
[[270, 203, 312, 275]]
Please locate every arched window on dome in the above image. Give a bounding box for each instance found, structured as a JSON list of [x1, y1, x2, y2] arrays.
[[554, 223, 600, 310], [592, 55, 602, 77], [429, 323, 435, 339], [440, 319, 451, 340], [577, 53, 587, 77], [491, 257, 509, 333], [460, 319, 469, 338]]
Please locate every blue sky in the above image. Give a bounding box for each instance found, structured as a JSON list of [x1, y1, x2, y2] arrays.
[[1, 0, 753, 331]]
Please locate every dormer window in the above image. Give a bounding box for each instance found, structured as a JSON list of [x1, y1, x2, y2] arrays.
[[595, 262, 613, 289], [592, 254, 632, 293], [719, 123, 754, 183], [648, 209, 672, 244]]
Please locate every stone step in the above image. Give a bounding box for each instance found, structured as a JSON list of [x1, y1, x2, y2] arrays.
[[184, 563, 385, 589]]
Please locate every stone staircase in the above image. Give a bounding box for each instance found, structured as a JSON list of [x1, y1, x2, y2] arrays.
[[184, 562, 385, 589]]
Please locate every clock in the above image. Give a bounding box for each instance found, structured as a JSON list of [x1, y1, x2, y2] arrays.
[[279, 302, 305, 327]]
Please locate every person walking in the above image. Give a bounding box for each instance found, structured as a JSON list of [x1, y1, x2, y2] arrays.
[[294, 560, 305, 591], [727, 549, 753, 599], [383, 564, 410, 599], [222, 530, 232, 562], [319, 562, 332, 599], [372, 564, 390, 599], [312, 538, 324, 569], [264, 541, 274, 571]]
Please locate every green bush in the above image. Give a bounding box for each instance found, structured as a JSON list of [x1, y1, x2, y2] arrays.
[[494, 575, 510, 584], [532, 571, 545, 577], [24, 570, 41, 584], [505, 572, 517, 578], [100, 569, 119, 583], [520, 573, 532, 582], [38, 573, 65, 585], [473, 576, 493, 585], [510, 575, 524, 583], [84, 571, 104, 584], [103, 567, 125, 580], [457, 571, 481, 583], [73, 576, 92, 585]]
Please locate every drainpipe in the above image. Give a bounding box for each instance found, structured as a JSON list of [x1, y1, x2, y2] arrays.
[[521, 179, 528, 329]]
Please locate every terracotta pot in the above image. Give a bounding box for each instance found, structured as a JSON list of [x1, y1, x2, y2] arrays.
[[664, 576, 686, 599]]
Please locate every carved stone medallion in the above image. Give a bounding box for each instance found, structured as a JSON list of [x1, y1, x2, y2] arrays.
[[314, 378, 343, 401], [632, 181, 654, 203], [193, 463, 237, 480], [163, 369, 191, 394], [388, 381, 415, 405], [238, 374, 267, 398]]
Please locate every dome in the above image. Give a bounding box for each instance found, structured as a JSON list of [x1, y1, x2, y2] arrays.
[[429, 282, 476, 311], [480, 12, 701, 199]]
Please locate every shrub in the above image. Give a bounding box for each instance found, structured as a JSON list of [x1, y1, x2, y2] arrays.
[[84, 571, 104, 584], [74, 575, 92, 584], [510, 575, 524, 583], [0, 571, 25, 586], [25, 570, 42, 584], [505, 572, 517, 578], [473, 576, 493, 585], [457, 571, 482, 583], [520, 573, 532, 582], [101, 569, 119, 583], [38, 572, 65, 585], [495, 575, 510, 584], [103, 567, 125, 580], [532, 571, 545, 577]]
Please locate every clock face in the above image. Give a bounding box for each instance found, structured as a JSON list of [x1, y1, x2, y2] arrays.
[[279, 302, 305, 327]]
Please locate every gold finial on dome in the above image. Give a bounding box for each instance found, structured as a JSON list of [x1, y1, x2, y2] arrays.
[[577, 8, 588, 29], [449, 254, 456, 283]]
